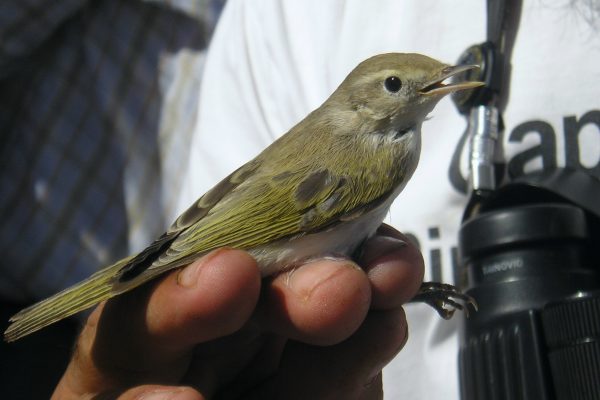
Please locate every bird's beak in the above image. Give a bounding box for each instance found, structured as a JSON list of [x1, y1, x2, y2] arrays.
[[419, 64, 484, 96]]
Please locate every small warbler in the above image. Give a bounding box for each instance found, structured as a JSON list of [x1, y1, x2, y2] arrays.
[[4, 53, 481, 342]]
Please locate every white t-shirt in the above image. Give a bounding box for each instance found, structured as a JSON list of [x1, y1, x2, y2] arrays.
[[177, 1, 600, 398]]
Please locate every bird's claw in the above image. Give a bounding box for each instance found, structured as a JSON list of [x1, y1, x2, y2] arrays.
[[410, 281, 478, 319]]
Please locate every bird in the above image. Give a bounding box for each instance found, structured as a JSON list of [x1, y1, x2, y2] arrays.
[[4, 53, 482, 342]]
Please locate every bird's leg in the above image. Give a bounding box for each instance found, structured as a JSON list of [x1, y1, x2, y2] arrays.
[[410, 281, 478, 319]]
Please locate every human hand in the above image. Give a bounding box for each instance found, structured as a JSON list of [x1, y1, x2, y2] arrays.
[[51, 224, 424, 400]]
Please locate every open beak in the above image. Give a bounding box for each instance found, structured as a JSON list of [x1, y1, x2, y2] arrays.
[[419, 64, 484, 96]]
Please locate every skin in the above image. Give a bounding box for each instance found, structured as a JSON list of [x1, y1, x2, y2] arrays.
[[52, 225, 424, 399]]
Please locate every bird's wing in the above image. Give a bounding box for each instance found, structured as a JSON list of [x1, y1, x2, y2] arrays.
[[113, 160, 262, 284], [147, 165, 394, 275]]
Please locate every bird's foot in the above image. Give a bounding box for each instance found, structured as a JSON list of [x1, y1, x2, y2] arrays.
[[410, 281, 478, 319]]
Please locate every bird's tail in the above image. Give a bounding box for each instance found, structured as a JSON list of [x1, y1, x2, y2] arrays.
[[3, 256, 134, 342]]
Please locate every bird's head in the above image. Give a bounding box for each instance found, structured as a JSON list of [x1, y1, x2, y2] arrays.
[[330, 53, 482, 133]]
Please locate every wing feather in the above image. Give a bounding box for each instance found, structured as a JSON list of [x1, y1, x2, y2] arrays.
[[149, 166, 393, 273]]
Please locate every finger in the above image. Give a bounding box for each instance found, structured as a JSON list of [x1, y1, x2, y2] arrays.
[[144, 248, 261, 348], [114, 385, 205, 400], [96, 248, 261, 363], [60, 249, 261, 394], [250, 308, 408, 400], [359, 225, 424, 309], [362, 373, 384, 400], [257, 259, 371, 346], [185, 332, 287, 399]]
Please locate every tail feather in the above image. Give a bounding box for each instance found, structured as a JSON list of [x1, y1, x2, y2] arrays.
[[4, 256, 133, 342]]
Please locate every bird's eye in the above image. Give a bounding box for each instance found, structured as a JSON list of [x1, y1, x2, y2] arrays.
[[384, 76, 402, 93]]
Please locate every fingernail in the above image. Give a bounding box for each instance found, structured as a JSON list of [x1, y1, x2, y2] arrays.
[[138, 388, 192, 400], [361, 235, 407, 266], [376, 224, 403, 238], [177, 249, 224, 288], [363, 372, 382, 389], [178, 261, 202, 288], [400, 321, 409, 349]]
